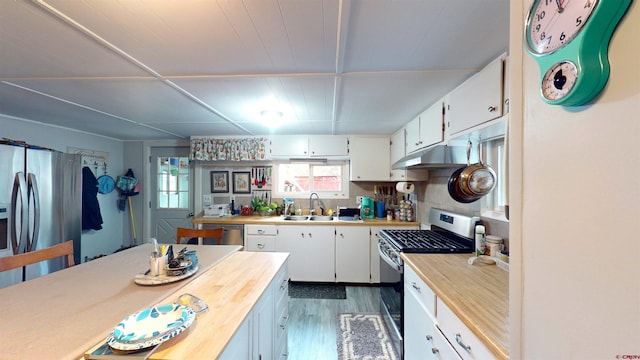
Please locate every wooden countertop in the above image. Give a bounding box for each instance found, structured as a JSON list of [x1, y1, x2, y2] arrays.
[[149, 251, 289, 359], [402, 253, 509, 360], [0, 244, 241, 360], [193, 214, 420, 227]]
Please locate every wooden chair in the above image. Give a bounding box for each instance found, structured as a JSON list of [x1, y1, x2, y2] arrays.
[[176, 227, 224, 245], [0, 240, 75, 273]]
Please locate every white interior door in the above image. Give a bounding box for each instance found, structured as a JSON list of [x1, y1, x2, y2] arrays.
[[150, 147, 192, 244]]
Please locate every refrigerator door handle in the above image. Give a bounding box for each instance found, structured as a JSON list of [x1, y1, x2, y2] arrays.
[[11, 172, 29, 255], [27, 173, 40, 252]]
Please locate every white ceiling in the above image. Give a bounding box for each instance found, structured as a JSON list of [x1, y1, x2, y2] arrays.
[[0, 0, 509, 141]]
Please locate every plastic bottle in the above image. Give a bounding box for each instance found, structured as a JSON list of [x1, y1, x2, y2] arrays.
[[474, 224, 486, 256]]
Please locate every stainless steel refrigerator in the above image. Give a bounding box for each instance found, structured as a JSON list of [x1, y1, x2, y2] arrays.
[[0, 142, 82, 288]]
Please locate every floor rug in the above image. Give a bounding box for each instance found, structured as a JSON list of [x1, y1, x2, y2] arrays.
[[336, 313, 399, 360], [288, 282, 347, 299]]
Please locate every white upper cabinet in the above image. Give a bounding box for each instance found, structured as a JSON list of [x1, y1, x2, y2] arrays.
[[309, 135, 349, 157], [270, 135, 348, 158], [405, 100, 445, 154], [446, 55, 505, 137], [389, 128, 428, 181], [349, 136, 391, 181]]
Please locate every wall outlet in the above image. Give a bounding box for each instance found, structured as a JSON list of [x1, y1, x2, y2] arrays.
[[356, 196, 363, 204], [203, 194, 212, 204]]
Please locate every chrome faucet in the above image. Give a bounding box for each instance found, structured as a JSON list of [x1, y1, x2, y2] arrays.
[[309, 192, 320, 215]]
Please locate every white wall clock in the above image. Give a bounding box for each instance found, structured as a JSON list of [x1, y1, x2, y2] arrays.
[[525, 0, 632, 106]]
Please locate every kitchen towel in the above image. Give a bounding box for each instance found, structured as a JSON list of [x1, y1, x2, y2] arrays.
[[396, 182, 414, 194]]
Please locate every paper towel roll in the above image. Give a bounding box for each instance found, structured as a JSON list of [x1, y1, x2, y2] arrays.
[[396, 182, 415, 194]]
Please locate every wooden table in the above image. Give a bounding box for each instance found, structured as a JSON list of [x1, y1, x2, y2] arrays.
[[0, 244, 241, 360]]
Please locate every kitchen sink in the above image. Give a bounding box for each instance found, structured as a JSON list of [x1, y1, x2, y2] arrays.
[[308, 216, 334, 221], [281, 215, 310, 221]]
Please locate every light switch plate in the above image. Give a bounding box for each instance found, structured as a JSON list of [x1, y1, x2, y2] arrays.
[[356, 196, 363, 204], [203, 194, 212, 204]]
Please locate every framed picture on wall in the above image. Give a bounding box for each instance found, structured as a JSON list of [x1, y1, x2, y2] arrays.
[[210, 171, 229, 193], [232, 171, 251, 194]]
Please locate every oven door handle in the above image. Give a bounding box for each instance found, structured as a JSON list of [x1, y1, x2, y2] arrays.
[[378, 241, 402, 272]]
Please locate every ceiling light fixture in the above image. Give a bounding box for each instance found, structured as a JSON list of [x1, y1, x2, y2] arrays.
[[260, 110, 284, 128]]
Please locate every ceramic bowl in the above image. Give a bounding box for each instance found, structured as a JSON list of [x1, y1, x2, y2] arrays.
[[165, 260, 192, 276]]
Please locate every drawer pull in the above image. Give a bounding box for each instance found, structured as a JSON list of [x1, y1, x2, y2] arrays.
[[258, 229, 265, 234], [280, 279, 288, 291], [425, 335, 432, 341], [412, 282, 421, 292], [431, 348, 439, 354], [488, 106, 497, 112], [455, 333, 472, 353], [257, 243, 265, 249]]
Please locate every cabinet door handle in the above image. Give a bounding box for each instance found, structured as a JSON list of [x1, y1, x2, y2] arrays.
[[412, 282, 421, 293], [431, 347, 440, 354], [258, 229, 265, 234], [280, 279, 288, 291], [257, 243, 265, 249], [488, 106, 497, 112], [280, 315, 289, 329], [455, 333, 472, 353], [425, 335, 432, 341]]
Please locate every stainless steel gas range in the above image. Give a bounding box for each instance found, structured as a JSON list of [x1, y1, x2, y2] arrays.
[[377, 208, 479, 358]]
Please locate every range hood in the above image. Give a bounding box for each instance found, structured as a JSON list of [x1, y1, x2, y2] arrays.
[[392, 144, 471, 170]]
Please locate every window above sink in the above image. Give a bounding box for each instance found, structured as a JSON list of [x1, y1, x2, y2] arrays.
[[271, 161, 349, 199]]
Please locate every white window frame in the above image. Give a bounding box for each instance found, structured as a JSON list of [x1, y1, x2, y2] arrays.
[[271, 160, 350, 199], [480, 137, 508, 221]]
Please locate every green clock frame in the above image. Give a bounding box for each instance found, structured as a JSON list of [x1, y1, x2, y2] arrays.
[[525, 0, 632, 106]]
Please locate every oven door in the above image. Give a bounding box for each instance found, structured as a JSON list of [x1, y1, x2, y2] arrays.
[[378, 241, 403, 357]]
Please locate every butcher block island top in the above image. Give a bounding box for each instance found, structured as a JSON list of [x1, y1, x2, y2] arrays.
[[0, 244, 287, 360], [402, 253, 509, 360], [193, 214, 420, 226], [148, 251, 288, 359]]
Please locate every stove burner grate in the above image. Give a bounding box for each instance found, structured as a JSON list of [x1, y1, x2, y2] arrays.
[[381, 229, 473, 253]]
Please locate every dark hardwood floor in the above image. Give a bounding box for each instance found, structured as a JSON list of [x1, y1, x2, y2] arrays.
[[287, 285, 380, 360]]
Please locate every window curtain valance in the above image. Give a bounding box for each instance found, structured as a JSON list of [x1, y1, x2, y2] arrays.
[[190, 137, 268, 161]]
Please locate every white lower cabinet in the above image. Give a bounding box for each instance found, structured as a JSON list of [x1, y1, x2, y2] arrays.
[[219, 262, 289, 360], [276, 226, 335, 282], [219, 316, 251, 360], [253, 287, 275, 359], [405, 265, 452, 359], [335, 226, 370, 283], [246, 225, 277, 252], [436, 298, 495, 360], [404, 265, 496, 360], [274, 263, 289, 359]]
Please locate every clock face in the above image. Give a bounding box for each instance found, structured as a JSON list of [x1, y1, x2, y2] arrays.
[[541, 61, 578, 101], [526, 0, 599, 54]]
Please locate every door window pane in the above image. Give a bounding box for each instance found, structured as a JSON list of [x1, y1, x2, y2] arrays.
[[156, 156, 189, 209]]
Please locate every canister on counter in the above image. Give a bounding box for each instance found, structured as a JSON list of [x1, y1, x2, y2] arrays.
[[486, 235, 503, 257]]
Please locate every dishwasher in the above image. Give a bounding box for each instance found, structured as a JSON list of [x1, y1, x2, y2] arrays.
[[202, 224, 244, 246]]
